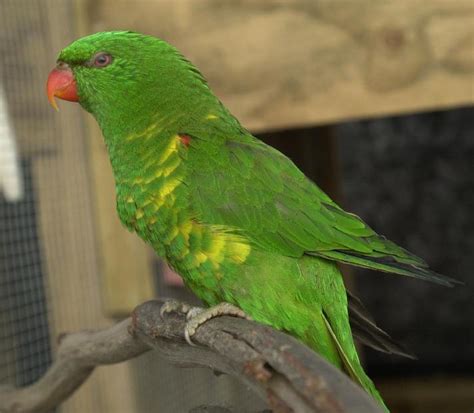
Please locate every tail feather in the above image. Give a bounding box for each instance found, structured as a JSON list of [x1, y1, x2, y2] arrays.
[[321, 312, 389, 412], [347, 291, 416, 359], [311, 249, 460, 287]]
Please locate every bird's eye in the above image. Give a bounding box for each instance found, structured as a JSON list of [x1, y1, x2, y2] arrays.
[[93, 53, 112, 68]]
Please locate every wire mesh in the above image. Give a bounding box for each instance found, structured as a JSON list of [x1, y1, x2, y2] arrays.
[[0, 0, 55, 388], [0, 162, 51, 387]]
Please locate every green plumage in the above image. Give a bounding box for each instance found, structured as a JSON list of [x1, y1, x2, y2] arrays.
[[55, 31, 459, 411]]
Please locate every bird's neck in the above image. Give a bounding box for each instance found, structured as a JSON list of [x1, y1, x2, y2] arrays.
[[96, 95, 234, 184]]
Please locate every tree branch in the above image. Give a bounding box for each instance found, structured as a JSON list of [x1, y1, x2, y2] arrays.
[[0, 299, 383, 413]]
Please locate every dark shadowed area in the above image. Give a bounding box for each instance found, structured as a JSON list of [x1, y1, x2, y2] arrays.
[[336, 108, 473, 374]]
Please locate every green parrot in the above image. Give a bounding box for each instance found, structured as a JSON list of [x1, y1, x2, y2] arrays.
[[47, 31, 458, 410]]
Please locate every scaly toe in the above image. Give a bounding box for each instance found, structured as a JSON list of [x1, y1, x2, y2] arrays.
[[160, 299, 192, 319], [185, 306, 205, 321], [184, 302, 251, 346]]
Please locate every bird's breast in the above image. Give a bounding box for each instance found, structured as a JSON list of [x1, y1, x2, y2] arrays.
[[114, 134, 252, 283]]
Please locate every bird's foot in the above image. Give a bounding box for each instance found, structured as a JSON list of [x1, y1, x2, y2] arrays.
[[184, 302, 251, 346], [159, 299, 192, 318]]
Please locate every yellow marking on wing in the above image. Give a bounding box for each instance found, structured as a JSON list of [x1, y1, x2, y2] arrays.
[[171, 221, 253, 270], [158, 136, 180, 164], [159, 177, 182, 198], [206, 114, 218, 120], [163, 226, 179, 244], [162, 156, 181, 177], [126, 122, 159, 141], [141, 148, 181, 185], [152, 197, 164, 211], [135, 208, 144, 219], [204, 231, 251, 269], [195, 251, 208, 264], [227, 241, 251, 264], [144, 175, 158, 184], [150, 191, 176, 212], [141, 199, 152, 207], [126, 196, 134, 203], [180, 220, 193, 242], [205, 235, 226, 264]]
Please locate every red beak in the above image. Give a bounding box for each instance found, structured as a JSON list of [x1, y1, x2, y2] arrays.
[[46, 64, 79, 110]]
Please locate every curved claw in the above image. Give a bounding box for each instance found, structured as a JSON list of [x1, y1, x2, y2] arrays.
[[184, 325, 198, 346]]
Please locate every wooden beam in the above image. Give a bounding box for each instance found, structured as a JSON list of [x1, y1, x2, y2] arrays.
[[91, 0, 474, 131]]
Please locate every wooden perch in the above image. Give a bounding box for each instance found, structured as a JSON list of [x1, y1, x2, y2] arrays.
[[0, 299, 383, 413]]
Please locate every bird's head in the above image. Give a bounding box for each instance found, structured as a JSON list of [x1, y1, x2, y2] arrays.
[[47, 31, 213, 134]]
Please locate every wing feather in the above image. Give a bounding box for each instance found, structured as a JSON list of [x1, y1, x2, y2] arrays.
[[187, 133, 458, 286]]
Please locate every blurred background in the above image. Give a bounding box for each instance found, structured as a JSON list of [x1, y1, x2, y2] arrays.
[[0, 0, 473, 412]]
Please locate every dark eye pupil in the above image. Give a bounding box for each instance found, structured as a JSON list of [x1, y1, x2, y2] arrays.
[[94, 53, 111, 67]]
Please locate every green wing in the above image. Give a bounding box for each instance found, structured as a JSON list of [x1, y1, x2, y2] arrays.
[[187, 131, 458, 286]]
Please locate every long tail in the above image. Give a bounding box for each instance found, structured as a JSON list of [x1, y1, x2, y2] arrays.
[[321, 312, 389, 412], [309, 235, 461, 287]]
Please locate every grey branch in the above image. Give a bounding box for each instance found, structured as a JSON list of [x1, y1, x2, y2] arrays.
[[0, 299, 383, 413]]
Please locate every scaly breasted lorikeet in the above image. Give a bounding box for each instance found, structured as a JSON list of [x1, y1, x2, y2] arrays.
[[47, 31, 459, 410]]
